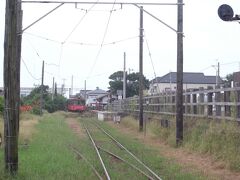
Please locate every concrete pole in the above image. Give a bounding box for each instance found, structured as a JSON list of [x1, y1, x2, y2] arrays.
[[123, 52, 126, 99], [176, 0, 184, 146], [139, 6, 144, 132]]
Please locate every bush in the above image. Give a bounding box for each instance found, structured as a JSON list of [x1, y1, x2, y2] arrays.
[[32, 107, 41, 115], [44, 95, 67, 113]]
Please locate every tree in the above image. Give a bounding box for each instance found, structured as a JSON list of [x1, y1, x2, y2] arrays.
[[108, 71, 150, 98], [223, 73, 233, 87], [22, 85, 67, 114]]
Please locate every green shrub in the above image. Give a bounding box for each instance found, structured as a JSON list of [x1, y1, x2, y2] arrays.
[[32, 107, 41, 115]]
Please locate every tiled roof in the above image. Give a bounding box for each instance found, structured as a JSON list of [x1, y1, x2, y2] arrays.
[[151, 72, 222, 84], [87, 88, 107, 95]]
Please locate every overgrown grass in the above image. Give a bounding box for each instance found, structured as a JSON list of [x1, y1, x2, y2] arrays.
[[2, 112, 233, 179], [121, 115, 240, 172], [0, 115, 3, 136], [0, 113, 97, 179], [184, 120, 240, 171], [80, 117, 206, 180]]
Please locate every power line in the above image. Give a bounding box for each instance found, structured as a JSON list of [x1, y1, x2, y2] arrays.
[[143, 31, 156, 78], [62, 0, 100, 44], [25, 37, 60, 67], [24, 37, 43, 61], [87, 0, 117, 78], [21, 58, 41, 81], [25, 31, 138, 46], [24, 32, 61, 44], [103, 35, 138, 46]]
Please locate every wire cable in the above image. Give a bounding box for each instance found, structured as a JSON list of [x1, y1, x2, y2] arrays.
[[144, 31, 156, 78], [103, 35, 138, 46], [23, 32, 61, 44], [62, 0, 100, 44], [144, 31, 161, 94], [25, 37, 60, 67], [87, 0, 118, 78], [21, 58, 41, 81]]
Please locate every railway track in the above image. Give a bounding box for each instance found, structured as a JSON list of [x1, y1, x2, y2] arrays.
[[70, 119, 162, 180]]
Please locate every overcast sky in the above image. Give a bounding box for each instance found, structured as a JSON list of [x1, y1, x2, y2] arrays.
[[1, 0, 240, 91]]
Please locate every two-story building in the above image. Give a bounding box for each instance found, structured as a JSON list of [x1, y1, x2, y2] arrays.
[[149, 72, 223, 95], [86, 87, 109, 107]]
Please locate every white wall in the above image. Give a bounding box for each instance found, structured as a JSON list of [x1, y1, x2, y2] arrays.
[[149, 83, 216, 94]]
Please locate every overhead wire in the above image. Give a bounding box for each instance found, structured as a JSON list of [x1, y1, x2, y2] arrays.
[[21, 58, 41, 81], [62, 0, 100, 44], [143, 31, 157, 78], [143, 30, 161, 94], [24, 37, 60, 68], [87, 0, 118, 78], [24, 32, 61, 44], [24, 31, 138, 47], [103, 35, 138, 46], [58, 0, 100, 79]]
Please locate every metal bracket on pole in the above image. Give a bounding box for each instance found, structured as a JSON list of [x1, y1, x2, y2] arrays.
[[22, 3, 64, 33], [133, 4, 184, 36]]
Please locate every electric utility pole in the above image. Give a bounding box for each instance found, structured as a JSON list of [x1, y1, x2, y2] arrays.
[[123, 52, 126, 99], [40, 60, 44, 115], [139, 6, 144, 132], [176, 0, 184, 146], [84, 80, 87, 100], [71, 75, 73, 96], [52, 77, 54, 100], [217, 62, 220, 87], [4, 0, 22, 174]]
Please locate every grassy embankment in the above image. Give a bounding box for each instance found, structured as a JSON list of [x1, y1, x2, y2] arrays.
[[120, 115, 240, 171], [0, 113, 96, 179], [0, 112, 206, 179]]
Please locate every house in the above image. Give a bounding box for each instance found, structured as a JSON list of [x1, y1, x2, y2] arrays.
[[86, 87, 108, 107], [149, 72, 223, 94]]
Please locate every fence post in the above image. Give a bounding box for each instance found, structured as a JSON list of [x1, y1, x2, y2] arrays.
[[186, 89, 191, 115], [237, 89, 240, 120], [207, 87, 213, 117], [224, 90, 231, 117], [192, 89, 198, 114], [215, 88, 221, 117], [198, 87, 204, 116]]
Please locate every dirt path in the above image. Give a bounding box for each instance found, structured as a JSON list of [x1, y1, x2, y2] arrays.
[[65, 116, 240, 180], [107, 121, 240, 180], [65, 118, 85, 137]]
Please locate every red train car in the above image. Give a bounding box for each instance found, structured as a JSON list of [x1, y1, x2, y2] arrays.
[[67, 98, 86, 112]]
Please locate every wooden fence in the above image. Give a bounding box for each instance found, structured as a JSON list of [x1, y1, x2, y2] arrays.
[[108, 87, 240, 121]]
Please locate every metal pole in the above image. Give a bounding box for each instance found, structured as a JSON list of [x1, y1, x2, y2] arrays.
[[84, 80, 86, 101], [40, 60, 44, 115], [217, 62, 220, 87], [21, 1, 184, 6], [52, 77, 54, 100], [139, 6, 144, 132], [22, 3, 64, 33], [123, 52, 126, 99], [71, 75, 73, 96], [176, 0, 184, 146]]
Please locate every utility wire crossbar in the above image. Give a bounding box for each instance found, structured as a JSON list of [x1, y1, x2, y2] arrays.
[[21, 1, 184, 6]]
